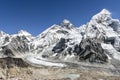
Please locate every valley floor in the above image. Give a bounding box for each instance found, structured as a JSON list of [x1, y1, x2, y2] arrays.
[[1, 67, 120, 80], [0, 58, 120, 80]]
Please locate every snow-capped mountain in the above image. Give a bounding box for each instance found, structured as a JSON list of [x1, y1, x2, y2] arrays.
[[0, 31, 10, 46], [79, 9, 120, 61], [0, 30, 34, 58], [0, 9, 120, 67], [32, 19, 81, 48]]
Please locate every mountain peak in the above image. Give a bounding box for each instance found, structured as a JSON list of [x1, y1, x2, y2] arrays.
[[91, 9, 112, 23], [0, 31, 5, 34], [60, 19, 74, 29], [100, 9, 111, 15], [18, 30, 31, 36], [0, 31, 9, 37], [62, 19, 71, 24]]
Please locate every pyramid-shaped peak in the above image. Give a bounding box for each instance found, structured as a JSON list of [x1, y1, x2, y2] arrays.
[[100, 9, 111, 15], [61, 19, 73, 25], [0, 31, 7, 37], [60, 19, 74, 29], [91, 9, 112, 22], [18, 30, 31, 36], [62, 19, 71, 24]]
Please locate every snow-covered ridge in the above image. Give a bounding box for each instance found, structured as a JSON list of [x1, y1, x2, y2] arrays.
[[0, 9, 120, 67]]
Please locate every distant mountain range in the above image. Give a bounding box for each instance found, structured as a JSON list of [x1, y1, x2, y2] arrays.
[[0, 9, 120, 67]]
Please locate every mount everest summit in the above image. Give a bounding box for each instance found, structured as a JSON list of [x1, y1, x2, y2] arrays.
[[0, 9, 120, 67]]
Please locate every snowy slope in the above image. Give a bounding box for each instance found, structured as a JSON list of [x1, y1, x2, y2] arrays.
[[31, 19, 82, 55], [33, 19, 81, 47]]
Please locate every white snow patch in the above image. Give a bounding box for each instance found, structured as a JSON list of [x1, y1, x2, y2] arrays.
[[101, 43, 120, 61], [101, 43, 114, 50], [63, 19, 71, 24], [18, 30, 31, 36], [25, 56, 66, 67]]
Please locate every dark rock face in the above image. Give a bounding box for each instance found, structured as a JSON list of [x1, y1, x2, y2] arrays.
[[77, 38, 108, 63], [0, 57, 29, 69], [56, 30, 69, 34], [52, 38, 67, 53], [73, 44, 81, 55], [52, 37, 108, 63]]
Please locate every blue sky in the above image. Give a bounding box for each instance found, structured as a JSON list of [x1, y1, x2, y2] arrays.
[[0, 0, 120, 35]]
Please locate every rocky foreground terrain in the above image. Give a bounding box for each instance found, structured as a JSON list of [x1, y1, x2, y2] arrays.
[[0, 9, 120, 80], [0, 58, 120, 80]]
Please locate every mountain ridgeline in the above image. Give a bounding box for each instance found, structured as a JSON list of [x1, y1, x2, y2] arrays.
[[0, 9, 120, 67]]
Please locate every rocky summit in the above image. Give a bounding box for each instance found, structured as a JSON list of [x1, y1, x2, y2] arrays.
[[0, 9, 120, 80]]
